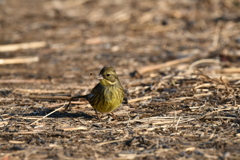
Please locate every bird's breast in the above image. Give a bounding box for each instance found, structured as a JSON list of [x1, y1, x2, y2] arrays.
[[94, 85, 123, 113]]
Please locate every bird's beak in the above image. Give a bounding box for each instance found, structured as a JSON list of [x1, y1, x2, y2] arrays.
[[97, 74, 104, 80]]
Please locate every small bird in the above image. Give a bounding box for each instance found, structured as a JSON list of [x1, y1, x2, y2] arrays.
[[65, 66, 124, 119]]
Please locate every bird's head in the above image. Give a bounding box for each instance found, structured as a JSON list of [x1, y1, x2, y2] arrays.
[[97, 66, 120, 86]]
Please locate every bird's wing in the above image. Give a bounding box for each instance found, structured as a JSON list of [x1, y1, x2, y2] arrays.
[[86, 83, 102, 103]]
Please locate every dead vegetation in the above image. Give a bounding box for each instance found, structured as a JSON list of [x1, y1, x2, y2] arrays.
[[0, 0, 240, 159]]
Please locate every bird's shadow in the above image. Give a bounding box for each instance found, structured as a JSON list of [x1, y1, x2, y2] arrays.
[[23, 109, 95, 120]]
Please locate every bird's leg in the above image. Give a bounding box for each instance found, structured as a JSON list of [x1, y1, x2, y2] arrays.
[[123, 97, 128, 104], [110, 112, 116, 119], [94, 109, 101, 119], [65, 95, 87, 111]]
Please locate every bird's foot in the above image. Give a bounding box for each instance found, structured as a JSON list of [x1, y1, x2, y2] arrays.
[[95, 109, 102, 120], [110, 112, 117, 120]]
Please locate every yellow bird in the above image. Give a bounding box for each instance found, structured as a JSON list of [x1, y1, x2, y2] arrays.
[[65, 66, 124, 119]]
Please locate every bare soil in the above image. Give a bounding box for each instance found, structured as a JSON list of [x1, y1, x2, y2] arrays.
[[0, 0, 240, 159]]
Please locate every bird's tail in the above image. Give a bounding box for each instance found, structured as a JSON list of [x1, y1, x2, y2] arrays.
[[65, 95, 88, 111]]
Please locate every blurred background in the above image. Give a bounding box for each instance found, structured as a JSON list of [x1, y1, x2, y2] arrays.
[[0, 0, 239, 86]]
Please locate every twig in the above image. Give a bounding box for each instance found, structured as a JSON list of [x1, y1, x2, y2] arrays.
[[13, 89, 70, 94], [44, 0, 90, 10], [136, 56, 196, 75], [97, 138, 127, 146], [194, 83, 216, 89], [46, 102, 87, 108], [220, 76, 229, 92], [175, 116, 182, 130], [199, 107, 233, 120], [0, 121, 8, 127], [188, 59, 220, 70], [29, 96, 88, 106], [5, 130, 46, 135], [18, 117, 54, 120], [212, 20, 222, 49], [193, 92, 213, 98], [220, 68, 240, 73], [0, 41, 47, 52], [30, 103, 66, 125], [9, 140, 25, 144], [0, 56, 39, 65], [29, 95, 72, 100], [128, 96, 152, 103], [0, 79, 48, 84], [59, 126, 88, 131], [194, 83, 232, 90]]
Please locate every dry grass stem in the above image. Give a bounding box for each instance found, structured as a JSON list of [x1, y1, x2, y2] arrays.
[[188, 59, 220, 70], [0, 41, 47, 52], [0, 57, 39, 65], [137, 56, 196, 75], [30, 103, 66, 125], [0, 79, 48, 84], [128, 96, 152, 103]]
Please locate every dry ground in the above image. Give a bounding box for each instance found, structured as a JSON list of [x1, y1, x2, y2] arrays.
[[0, 0, 240, 159]]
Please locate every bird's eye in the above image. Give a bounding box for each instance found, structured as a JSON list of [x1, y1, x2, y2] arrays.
[[106, 74, 110, 77]]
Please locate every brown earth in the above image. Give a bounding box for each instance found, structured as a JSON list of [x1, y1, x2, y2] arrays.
[[0, 0, 240, 159]]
